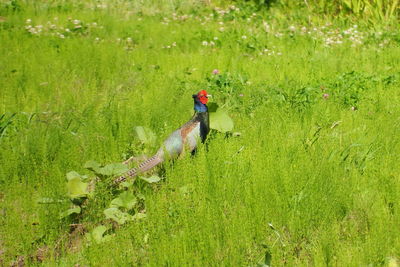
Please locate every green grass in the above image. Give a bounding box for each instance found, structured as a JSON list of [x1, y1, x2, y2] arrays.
[[1, 1, 400, 266]]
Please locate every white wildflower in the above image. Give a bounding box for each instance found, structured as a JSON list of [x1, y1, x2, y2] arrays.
[[263, 21, 270, 33]]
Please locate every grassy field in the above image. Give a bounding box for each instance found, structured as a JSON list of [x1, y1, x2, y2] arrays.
[[1, 0, 400, 266]]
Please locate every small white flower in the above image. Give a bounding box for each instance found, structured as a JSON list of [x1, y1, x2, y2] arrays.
[[65, 28, 70, 32], [95, 37, 100, 41], [277, 52, 282, 56], [209, 41, 215, 46], [241, 35, 247, 39], [73, 19, 80, 25], [219, 27, 224, 32], [172, 42, 176, 47], [26, 19, 31, 24], [127, 37, 132, 42], [59, 34, 65, 39], [213, 36, 218, 40], [218, 21, 224, 25], [289, 25, 296, 31], [92, 22, 97, 27], [202, 41, 208, 46]]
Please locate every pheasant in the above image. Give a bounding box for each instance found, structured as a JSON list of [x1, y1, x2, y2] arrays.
[[114, 90, 210, 183]]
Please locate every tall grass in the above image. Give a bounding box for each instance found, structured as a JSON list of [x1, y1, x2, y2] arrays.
[[1, 0, 400, 266], [254, 0, 399, 23]]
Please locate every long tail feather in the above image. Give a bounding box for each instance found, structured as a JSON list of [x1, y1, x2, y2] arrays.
[[115, 154, 163, 184]]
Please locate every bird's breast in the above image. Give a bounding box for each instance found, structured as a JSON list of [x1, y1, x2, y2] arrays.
[[181, 121, 201, 151]]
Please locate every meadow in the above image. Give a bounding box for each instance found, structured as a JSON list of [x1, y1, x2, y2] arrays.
[[1, 0, 400, 266]]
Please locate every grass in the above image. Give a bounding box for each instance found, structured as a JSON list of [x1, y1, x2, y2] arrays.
[[1, 0, 400, 266]]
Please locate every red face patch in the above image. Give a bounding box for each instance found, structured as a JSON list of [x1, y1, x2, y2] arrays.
[[198, 90, 208, 104]]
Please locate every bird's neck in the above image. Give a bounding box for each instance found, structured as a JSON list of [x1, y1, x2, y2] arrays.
[[194, 102, 208, 113]]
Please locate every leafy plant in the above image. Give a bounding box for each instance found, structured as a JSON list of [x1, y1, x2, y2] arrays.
[[104, 207, 134, 225], [66, 171, 89, 199], [85, 225, 112, 244], [206, 72, 247, 112], [110, 191, 137, 210], [208, 103, 234, 133], [139, 175, 162, 183], [84, 161, 128, 178], [59, 206, 81, 219]]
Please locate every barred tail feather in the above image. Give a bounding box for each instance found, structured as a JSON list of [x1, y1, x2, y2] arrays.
[[114, 154, 163, 184]]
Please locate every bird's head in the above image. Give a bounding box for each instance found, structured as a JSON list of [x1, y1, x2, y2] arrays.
[[193, 90, 211, 112]]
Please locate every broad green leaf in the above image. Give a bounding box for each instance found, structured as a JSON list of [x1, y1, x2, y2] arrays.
[[209, 108, 234, 132], [67, 177, 88, 199], [85, 225, 112, 244], [59, 206, 81, 219], [134, 126, 156, 145], [84, 160, 101, 172], [140, 175, 161, 183], [110, 191, 137, 210], [67, 171, 81, 181], [96, 163, 128, 176], [104, 208, 133, 225], [120, 180, 133, 189], [66, 171, 88, 182]]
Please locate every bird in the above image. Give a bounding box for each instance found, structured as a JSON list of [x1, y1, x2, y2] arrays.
[[114, 90, 211, 183]]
